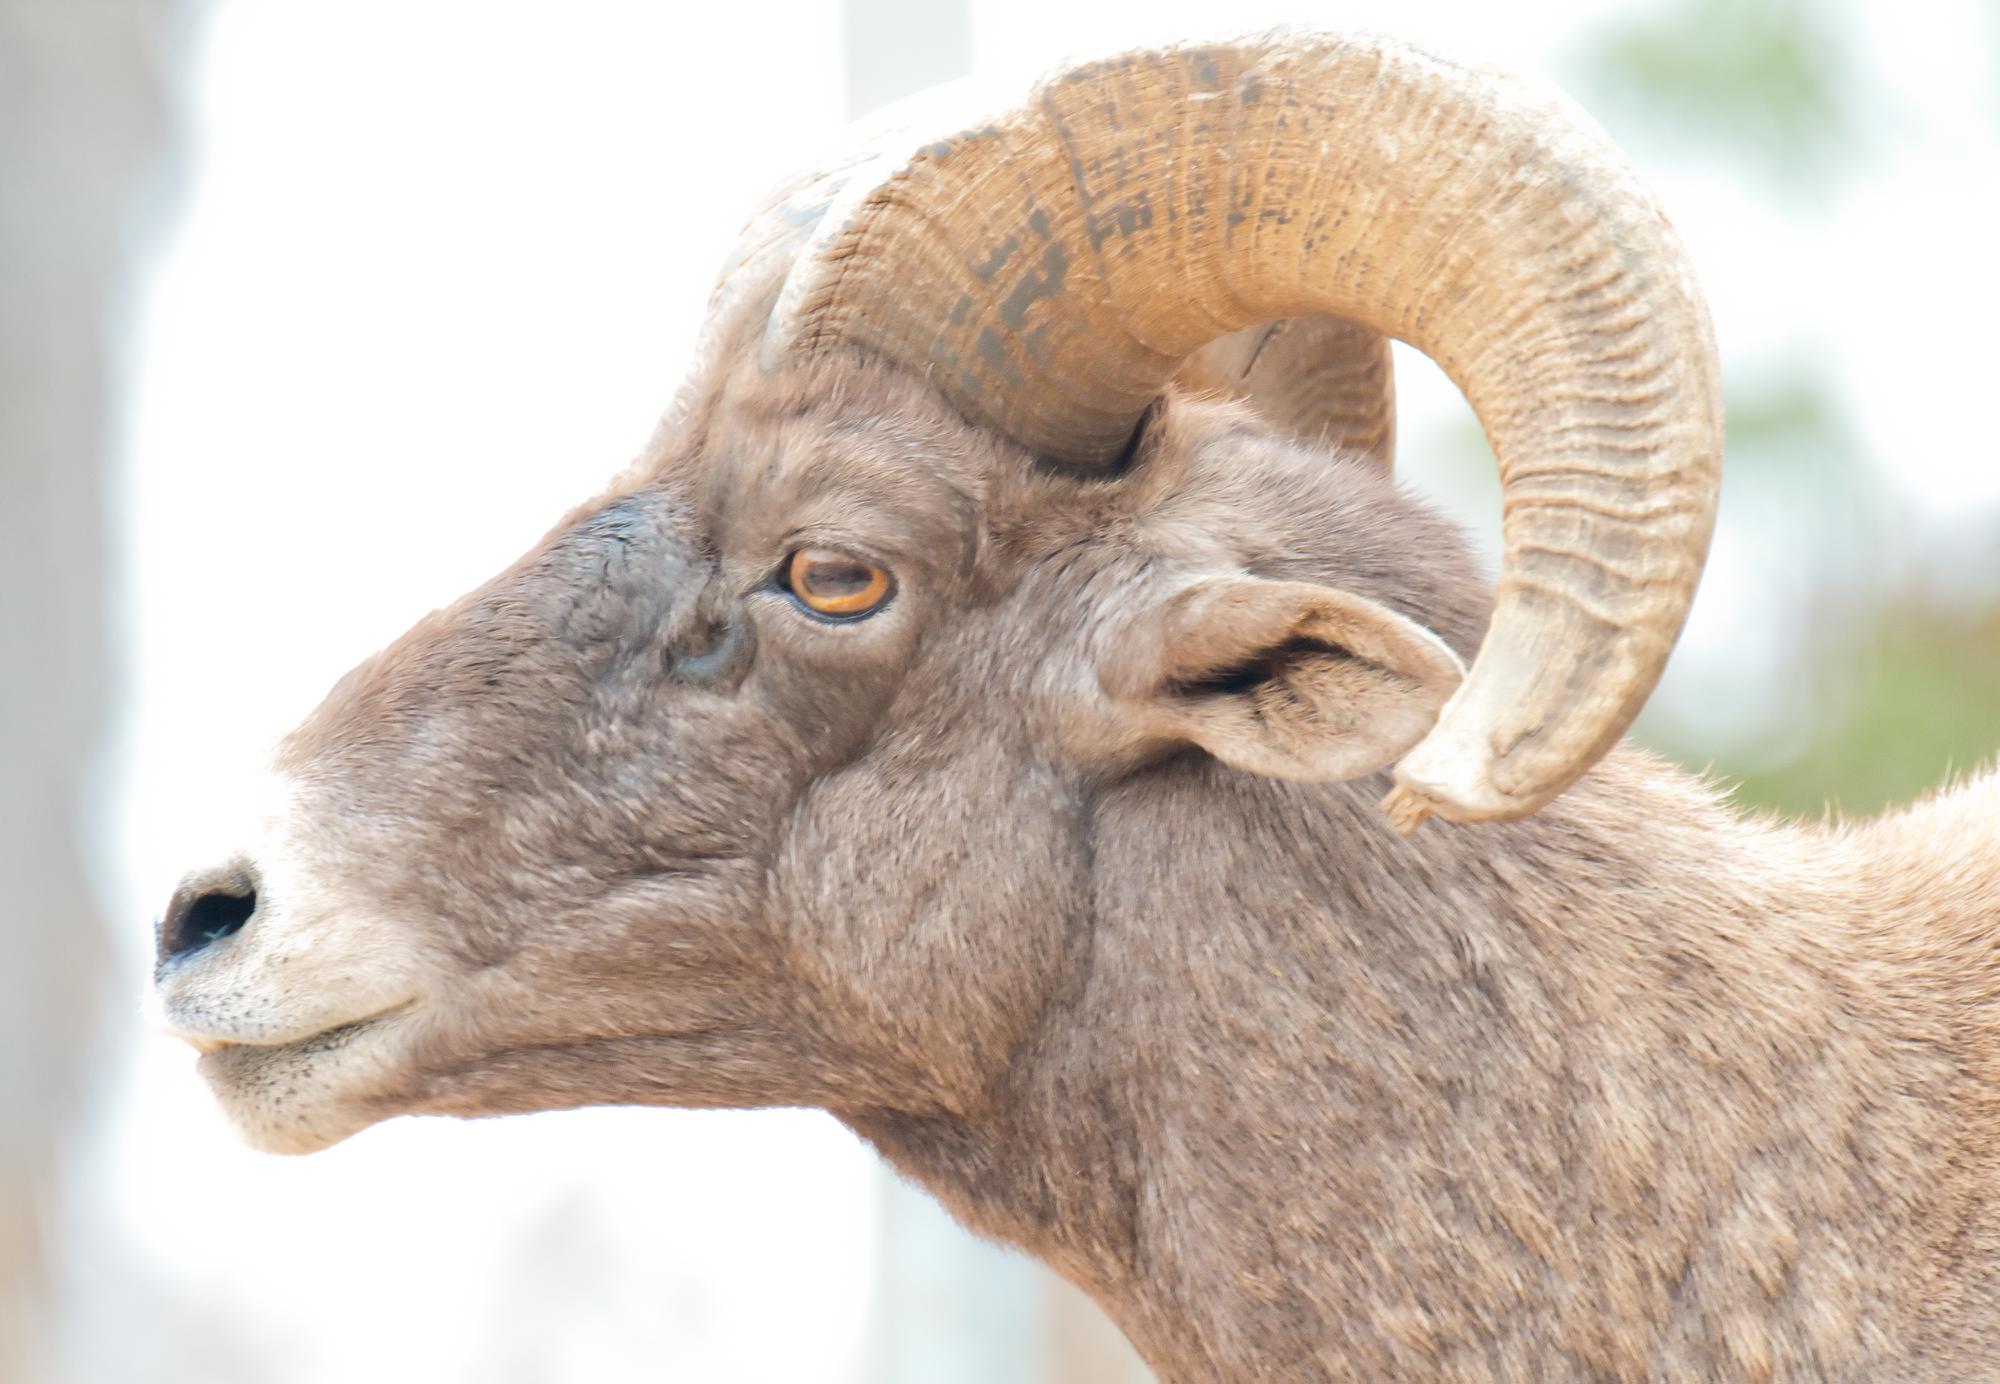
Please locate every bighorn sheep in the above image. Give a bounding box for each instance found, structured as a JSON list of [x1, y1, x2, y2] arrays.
[[154, 32, 2000, 1380]]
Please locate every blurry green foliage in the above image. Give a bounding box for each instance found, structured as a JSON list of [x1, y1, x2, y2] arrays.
[[1573, 0, 1856, 189], [1724, 371, 1847, 461], [1717, 368, 1884, 557], [1710, 600, 2000, 819], [1637, 368, 2000, 823]]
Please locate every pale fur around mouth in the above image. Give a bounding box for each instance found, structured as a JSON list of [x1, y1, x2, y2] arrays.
[[187, 1000, 427, 1156], [174, 1000, 418, 1063]]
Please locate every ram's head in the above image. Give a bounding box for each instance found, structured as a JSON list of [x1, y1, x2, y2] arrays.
[[154, 35, 1720, 1154]]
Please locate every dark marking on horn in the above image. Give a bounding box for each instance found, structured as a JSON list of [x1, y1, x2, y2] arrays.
[[973, 236, 1019, 281], [1087, 195, 1155, 251], [998, 242, 1068, 330], [976, 327, 1022, 388]]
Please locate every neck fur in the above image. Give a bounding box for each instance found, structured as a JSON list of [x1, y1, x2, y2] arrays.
[[845, 749, 2000, 1379]]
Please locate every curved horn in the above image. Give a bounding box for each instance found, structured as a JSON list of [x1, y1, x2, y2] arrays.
[[1179, 317, 1395, 467], [764, 35, 1722, 824]]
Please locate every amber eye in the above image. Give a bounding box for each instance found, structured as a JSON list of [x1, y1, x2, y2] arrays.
[[784, 548, 893, 619]]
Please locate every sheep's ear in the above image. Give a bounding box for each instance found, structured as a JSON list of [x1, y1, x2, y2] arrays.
[[1102, 576, 1465, 783]]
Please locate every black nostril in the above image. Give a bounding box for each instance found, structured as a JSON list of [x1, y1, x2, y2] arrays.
[[159, 881, 257, 963]]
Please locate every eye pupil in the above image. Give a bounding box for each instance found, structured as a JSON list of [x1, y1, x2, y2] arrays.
[[786, 548, 893, 617], [811, 560, 871, 596]]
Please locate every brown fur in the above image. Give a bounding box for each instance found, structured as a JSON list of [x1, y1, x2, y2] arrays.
[[185, 344, 2000, 1379]]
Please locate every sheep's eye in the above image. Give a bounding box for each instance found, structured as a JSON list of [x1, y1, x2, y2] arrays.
[[784, 548, 893, 619]]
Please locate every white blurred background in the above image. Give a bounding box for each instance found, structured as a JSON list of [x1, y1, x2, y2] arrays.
[[5, 1, 1997, 1380]]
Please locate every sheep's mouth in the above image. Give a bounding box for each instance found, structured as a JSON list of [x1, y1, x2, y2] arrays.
[[188, 1001, 418, 1066]]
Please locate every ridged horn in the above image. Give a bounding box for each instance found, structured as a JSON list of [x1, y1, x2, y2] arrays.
[[763, 35, 1724, 824]]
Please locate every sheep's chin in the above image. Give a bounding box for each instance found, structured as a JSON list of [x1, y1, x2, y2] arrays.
[[197, 1007, 416, 1155]]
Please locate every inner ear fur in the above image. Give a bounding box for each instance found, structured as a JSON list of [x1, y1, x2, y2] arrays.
[[1104, 576, 1466, 783]]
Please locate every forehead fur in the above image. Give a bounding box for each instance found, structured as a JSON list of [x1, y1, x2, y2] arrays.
[[665, 350, 1489, 656], [656, 352, 1012, 598]]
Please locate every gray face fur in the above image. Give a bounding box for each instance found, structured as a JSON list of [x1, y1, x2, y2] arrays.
[[154, 351, 1484, 1155]]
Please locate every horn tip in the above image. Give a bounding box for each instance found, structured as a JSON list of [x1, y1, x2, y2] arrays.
[[1379, 784, 1435, 836], [1391, 733, 1550, 825]]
